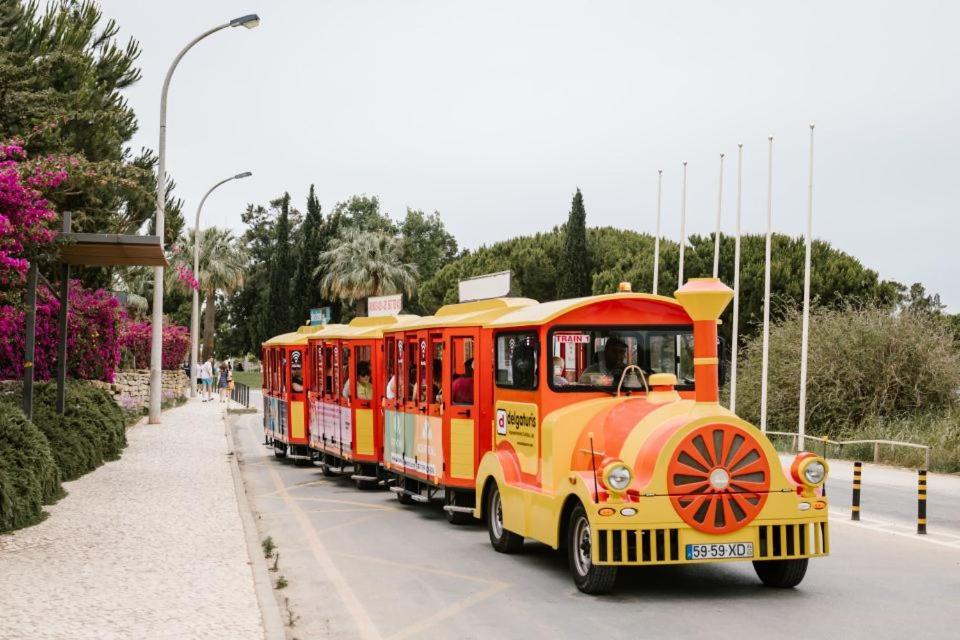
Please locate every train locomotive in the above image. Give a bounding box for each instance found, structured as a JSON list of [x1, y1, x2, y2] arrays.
[[261, 277, 829, 594]]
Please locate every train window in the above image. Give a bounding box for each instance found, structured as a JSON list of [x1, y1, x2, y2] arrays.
[[385, 338, 397, 400], [291, 349, 304, 393], [323, 345, 334, 399], [353, 345, 372, 401], [496, 332, 539, 390], [312, 344, 323, 394], [280, 350, 288, 395], [405, 339, 417, 402], [340, 346, 351, 399], [429, 338, 443, 404], [417, 338, 428, 404], [548, 326, 694, 392], [451, 337, 475, 405]]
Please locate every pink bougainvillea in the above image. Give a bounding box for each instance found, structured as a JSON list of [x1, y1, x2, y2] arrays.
[[0, 282, 125, 382], [0, 141, 67, 286], [120, 321, 190, 370], [175, 264, 199, 291]]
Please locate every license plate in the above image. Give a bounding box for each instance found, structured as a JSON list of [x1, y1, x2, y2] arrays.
[[685, 542, 754, 560]]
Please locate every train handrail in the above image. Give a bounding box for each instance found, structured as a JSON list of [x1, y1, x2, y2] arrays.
[[764, 430, 931, 470]]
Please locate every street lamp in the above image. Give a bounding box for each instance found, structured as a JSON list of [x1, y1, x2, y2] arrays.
[[149, 14, 260, 423], [190, 171, 253, 398]]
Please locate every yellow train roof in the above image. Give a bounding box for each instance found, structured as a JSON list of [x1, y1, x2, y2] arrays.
[[392, 297, 538, 331], [317, 314, 421, 339], [485, 292, 683, 329], [263, 323, 346, 346]]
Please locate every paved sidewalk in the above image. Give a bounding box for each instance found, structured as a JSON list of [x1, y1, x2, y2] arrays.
[[0, 397, 264, 640]]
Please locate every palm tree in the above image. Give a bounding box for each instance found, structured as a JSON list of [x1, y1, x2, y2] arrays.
[[168, 227, 248, 358], [315, 228, 417, 316]]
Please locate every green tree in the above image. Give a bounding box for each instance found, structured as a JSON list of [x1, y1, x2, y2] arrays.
[[265, 194, 296, 334], [0, 0, 183, 290], [556, 188, 591, 299], [168, 227, 248, 358], [290, 185, 331, 325], [399, 208, 458, 314], [317, 228, 417, 317]]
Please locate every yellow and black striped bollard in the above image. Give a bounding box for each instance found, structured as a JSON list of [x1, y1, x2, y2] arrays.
[[918, 469, 927, 535], [851, 461, 862, 521]]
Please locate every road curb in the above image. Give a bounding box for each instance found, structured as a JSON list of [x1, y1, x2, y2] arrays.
[[223, 407, 286, 640]]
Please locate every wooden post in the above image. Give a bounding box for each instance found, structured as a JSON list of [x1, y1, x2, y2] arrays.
[[22, 263, 38, 420], [56, 211, 71, 414]]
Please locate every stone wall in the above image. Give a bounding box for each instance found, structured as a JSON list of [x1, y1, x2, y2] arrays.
[[90, 369, 189, 410]]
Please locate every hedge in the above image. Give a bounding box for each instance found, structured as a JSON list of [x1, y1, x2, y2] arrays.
[[0, 402, 63, 532]]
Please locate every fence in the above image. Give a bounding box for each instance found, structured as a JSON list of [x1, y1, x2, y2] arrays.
[[231, 381, 250, 408], [764, 431, 931, 470]]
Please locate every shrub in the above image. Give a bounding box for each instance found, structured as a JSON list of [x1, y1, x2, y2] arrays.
[[735, 306, 960, 436], [3, 381, 127, 481], [120, 322, 190, 370], [0, 401, 63, 532], [0, 282, 125, 382]]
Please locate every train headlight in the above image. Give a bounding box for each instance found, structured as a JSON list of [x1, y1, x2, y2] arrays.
[[602, 461, 633, 492], [791, 453, 829, 488], [802, 459, 827, 485]]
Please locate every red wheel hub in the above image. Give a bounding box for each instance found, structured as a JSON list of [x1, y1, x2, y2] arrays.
[[667, 423, 770, 534]]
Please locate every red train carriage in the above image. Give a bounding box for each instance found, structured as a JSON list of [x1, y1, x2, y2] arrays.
[[380, 297, 536, 523], [262, 327, 321, 462], [306, 316, 419, 488]]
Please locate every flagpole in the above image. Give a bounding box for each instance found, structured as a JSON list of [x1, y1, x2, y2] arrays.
[[653, 169, 662, 295], [798, 124, 815, 451], [678, 161, 688, 289], [730, 144, 743, 412], [712, 153, 725, 277], [760, 136, 774, 433]]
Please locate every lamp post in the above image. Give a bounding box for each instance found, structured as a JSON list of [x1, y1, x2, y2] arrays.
[[190, 171, 253, 398], [149, 14, 260, 423]]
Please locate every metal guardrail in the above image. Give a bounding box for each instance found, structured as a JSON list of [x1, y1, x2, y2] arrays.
[[231, 381, 250, 408], [764, 431, 931, 470]]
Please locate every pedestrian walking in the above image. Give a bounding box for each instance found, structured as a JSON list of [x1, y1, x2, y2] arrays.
[[218, 362, 230, 403], [201, 358, 214, 401]]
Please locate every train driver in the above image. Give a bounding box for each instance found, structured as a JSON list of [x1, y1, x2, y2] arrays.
[[578, 336, 628, 385]]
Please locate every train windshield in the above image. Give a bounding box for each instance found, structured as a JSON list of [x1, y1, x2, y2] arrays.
[[549, 326, 694, 392]]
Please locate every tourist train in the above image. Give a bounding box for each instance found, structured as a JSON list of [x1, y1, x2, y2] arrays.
[[261, 278, 829, 594]]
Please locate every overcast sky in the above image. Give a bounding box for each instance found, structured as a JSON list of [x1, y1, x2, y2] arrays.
[[97, 0, 959, 310]]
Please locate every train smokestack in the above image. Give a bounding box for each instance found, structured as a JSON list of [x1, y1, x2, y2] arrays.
[[674, 278, 734, 404]]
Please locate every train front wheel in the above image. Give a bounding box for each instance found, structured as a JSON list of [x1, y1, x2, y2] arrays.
[[753, 558, 808, 588], [486, 483, 523, 553], [567, 502, 617, 595]]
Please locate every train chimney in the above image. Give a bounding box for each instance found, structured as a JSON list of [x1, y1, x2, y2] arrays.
[[674, 278, 734, 404]]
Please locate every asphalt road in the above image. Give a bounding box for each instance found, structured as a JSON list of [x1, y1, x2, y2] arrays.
[[231, 394, 960, 640]]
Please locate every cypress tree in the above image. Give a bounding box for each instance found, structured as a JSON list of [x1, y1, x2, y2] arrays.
[[265, 193, 295, 332], [290, 185, 328, 324], [556, 188, 592, 298]]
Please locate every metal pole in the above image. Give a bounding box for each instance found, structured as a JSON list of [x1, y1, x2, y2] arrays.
[[56, 211, 71, 415], [150, 20, 234, 424], [712, 153, 724, 278], [22, 263, 38, 420], [917, 469, 927, 534], [798, 124, 815, 452], [759, 136, 774, 433], [730, 144, 743, 413], [678, 161, 687, 289], [653, 169, 662, 295], [851, 461, 862, 521], [190, 173, 251, 399]]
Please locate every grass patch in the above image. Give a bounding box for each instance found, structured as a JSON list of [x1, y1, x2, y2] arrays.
[[231, 369, 261, 389]]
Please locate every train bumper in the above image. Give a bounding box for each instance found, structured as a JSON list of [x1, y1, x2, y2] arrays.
[[592, 518, 829, 566]]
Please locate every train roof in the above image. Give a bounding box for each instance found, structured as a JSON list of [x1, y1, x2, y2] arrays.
[[315, 314, 421, 339], [485, 292, 685, 328], [263, 324, 346, 346], [392, 297, 538, 331]]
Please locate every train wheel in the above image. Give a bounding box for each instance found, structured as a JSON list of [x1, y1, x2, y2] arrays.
[[567, 502, 617, 595], [273, 444, 287, 459], [320, 462, 337, 477], [354, 466, 378, 490], [753, 558, 808, 588], [396, 486, 415, 505], [445, 491, 474, 525], [486, 484, 523, 553]]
